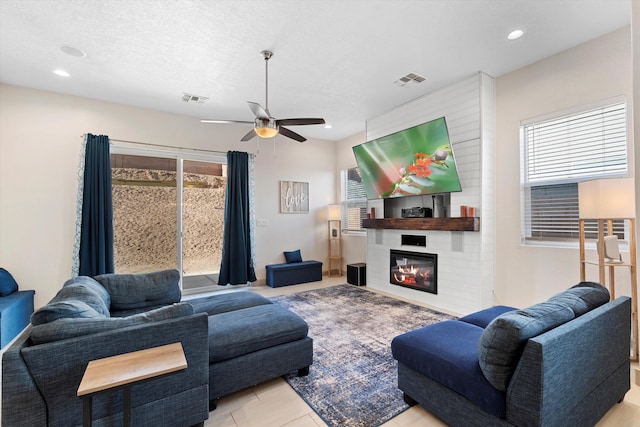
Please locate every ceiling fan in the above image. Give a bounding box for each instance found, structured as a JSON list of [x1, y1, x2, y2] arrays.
[[201, 50, 325, 142]]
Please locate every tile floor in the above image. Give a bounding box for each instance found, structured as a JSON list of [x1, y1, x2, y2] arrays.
[[199, 277, 640, 427]]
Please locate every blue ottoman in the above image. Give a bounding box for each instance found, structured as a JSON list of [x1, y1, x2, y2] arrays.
[[265, 260, 323, 287], [0, 290, 35, 348]]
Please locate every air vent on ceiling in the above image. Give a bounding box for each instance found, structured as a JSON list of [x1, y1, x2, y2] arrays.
[[181, 93, 209, 103], [393, 72, 426, 87]]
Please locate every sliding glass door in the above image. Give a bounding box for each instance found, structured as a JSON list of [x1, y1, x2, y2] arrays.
[[181, 160, 226, 291], [110, 147, 226, 292]]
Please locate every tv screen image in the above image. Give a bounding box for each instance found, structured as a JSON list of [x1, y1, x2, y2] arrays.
[[353, 117, 462, 200]]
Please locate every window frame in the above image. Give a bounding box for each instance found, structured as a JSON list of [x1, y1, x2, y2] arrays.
[[341, 166, 368, 235], [520, 97, 629, 245]]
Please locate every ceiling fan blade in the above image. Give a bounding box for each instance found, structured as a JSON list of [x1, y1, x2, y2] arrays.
[[200, 119, 253, 124], [279, 127, 306, 143], [276, 118, 325, 126], [241, 129, 257, 141], [247, 101, 270, 119]]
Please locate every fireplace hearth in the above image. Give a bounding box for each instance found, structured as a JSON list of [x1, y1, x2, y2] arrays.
[[389, 250, 437, 294]]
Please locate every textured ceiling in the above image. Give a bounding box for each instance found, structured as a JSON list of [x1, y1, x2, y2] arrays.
[[0, 0, 631, 142]]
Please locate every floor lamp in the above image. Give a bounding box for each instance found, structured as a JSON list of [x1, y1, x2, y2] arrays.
[[578, 177, 638, 361], [327, 204, 342, 277]]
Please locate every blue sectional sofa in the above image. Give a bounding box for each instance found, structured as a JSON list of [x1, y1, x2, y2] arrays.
[[3, 272, 209, 427], [391, 282, 631, 427], [2, 270, 313, 426]]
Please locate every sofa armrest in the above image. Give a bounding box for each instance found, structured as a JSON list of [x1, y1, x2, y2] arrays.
[[506, 297, 631, 427], [2, 329, 47, 427], [16, 313, 209, 426]]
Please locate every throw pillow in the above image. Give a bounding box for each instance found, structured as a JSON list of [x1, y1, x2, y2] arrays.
[[64, 276, 111, 309], [29, 302, 194, 344], [52, 283, 110, 317], [94, 269, 181, 310], [31, 300, 105, 326], [478, 300, 575, 391], [284, 249, 303, 264], [0, 268, 19, 296]]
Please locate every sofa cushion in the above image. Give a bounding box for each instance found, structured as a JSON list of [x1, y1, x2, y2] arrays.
[[0, 268, 19, 296], [391, 320, 506, 418], [187, 291, 272, 316], [549, 281, 610, 316], [478, 300, 575, 391], [207, 304, 308, 363], [284, 249, 303, 263], [459, 305, 517, 329], [31, 300, 104, 326], [30, 302, 193, 344], [31, 277, 111, 322], [51, 282, 110, 317], [64, 276, 111, 310], [95, 269, 181, 310]]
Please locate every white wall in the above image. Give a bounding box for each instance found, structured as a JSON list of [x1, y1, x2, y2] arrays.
[[359, 73, 496, 315], [0, 84, 336, 308], [495, 26, 634, 308], [335, 131, 368, 271]]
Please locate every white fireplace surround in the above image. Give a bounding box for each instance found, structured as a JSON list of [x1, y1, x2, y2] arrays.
[[364, 72, 496, 315]]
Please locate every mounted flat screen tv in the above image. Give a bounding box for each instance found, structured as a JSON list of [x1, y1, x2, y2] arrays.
[[353, 117, 462, 200]]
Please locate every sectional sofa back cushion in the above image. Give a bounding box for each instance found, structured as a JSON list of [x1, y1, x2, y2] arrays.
[[30, 302, 193, 344], [30, 277, 111, 325], [478, 301, 575, 391], [548, 281, 610, 316], [95, 269, 181, 310]]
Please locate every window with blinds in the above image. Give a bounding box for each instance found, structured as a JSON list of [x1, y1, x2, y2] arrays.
[[342, 167, 367, 232], [522, 100, 628, 242]]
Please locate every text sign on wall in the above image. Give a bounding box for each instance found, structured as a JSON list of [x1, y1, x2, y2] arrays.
[[280, 181, 309, 213]]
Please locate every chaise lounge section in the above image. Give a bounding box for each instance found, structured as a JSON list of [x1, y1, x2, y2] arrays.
[[391, 282, 631, 427], [186, 291, 313, 408]]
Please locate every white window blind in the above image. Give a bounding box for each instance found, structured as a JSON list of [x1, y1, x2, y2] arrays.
[[522, 101, 627, 242], [342, 167, 367, 232]]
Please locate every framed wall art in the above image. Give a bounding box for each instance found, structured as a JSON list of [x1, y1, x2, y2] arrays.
[[280, 181, 309, 213]]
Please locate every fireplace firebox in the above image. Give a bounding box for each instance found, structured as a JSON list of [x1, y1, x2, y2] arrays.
[[389, 250, 437, 294]]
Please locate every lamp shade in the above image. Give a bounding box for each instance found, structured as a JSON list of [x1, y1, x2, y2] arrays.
[[578, 177, 636, 219], [327, 204, 341, 221]]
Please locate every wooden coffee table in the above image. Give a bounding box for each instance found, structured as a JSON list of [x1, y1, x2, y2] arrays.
[[77, 342, 187, 427]]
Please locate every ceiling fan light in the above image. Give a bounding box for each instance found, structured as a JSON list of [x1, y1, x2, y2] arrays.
[[255, 119, 278, 138]]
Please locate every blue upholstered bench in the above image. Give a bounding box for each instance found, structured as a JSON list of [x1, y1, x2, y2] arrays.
[[0, 290, 35, 348], [265, 260, 323, 287]]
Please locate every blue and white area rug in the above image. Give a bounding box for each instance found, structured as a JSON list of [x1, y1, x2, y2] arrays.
[[271, 284, 455, 427]]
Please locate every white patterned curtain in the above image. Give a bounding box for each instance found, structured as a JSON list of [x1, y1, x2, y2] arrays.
[[71, 135, 88, 277]]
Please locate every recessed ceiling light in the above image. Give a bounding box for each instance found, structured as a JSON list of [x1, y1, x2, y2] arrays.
[[53, 69, 70, 77], [59, 45, 86, 58], [507, 29, 525, 40], [324, 124, 332, 129]]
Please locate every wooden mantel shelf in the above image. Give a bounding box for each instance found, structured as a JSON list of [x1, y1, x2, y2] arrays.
[[362, 217, 480, 232]]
